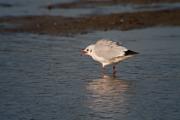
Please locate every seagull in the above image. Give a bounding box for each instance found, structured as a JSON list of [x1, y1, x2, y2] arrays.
[[81, 39, 138, 76]]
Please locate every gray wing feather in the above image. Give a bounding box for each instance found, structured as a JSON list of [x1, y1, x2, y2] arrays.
[[94, 39, 127, 60]]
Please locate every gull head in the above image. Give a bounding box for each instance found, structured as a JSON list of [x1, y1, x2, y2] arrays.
[[81, 44, 95, 56]]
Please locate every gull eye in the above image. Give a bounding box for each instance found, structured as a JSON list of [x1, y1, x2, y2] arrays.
[[87, 49, 89, 51]]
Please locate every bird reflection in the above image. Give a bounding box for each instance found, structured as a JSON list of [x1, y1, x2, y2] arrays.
[[86, 75, 130, 117]]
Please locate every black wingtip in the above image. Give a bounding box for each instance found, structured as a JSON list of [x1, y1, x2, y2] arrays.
[[124, 50, 138, 56]]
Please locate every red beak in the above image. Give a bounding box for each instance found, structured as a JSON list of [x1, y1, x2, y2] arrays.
[[81, 49, 87, 56]]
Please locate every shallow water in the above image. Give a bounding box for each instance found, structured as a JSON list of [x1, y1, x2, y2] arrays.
[[0, 27, 180, 120], [1, 0, 180, 17]]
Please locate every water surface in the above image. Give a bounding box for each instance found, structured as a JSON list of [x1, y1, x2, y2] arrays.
[[1, 0, 180, 17], [0, 27, 180, 120]]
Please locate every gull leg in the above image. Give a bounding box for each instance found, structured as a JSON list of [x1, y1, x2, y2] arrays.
[[113, 65, 116, 77], [101, 66, 105, 77]]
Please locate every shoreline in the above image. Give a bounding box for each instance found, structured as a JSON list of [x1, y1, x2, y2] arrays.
[[1, 9, 180, 36], [46, 0, 180, 9]]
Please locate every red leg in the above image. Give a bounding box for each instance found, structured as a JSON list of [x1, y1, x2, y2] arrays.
[[113, 65, 116, 77]]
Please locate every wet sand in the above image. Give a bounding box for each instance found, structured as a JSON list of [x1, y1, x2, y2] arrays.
[[1, 0, 180, 35], [1, 8, 180, 35]]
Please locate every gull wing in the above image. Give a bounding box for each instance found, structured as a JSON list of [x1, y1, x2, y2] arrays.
[[94, 39, 127, 60]]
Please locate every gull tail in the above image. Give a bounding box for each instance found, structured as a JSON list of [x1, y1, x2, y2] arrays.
[[124, 50, 138, 56]]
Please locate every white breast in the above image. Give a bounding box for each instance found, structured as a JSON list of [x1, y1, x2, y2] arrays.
[[91, 52, 111, 67]]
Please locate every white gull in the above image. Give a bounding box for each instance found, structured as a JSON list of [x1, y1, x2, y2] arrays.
[[81, 39, 138, 76]]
